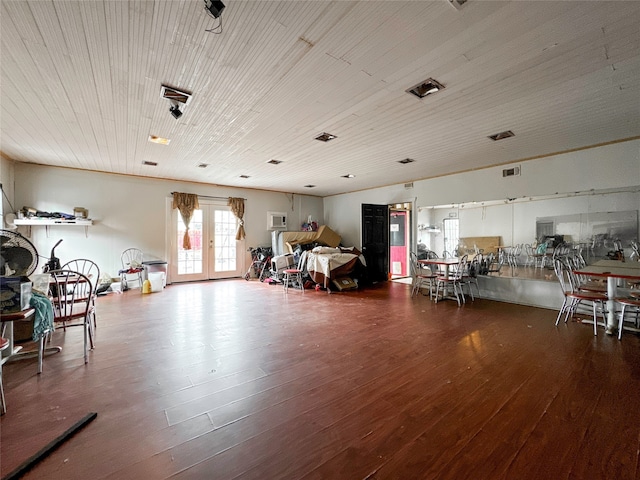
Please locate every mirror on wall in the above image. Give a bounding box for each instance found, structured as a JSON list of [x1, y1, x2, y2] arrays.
[[417, 186, 640, 282]]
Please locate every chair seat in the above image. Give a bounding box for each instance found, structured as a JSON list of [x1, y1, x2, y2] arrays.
[[283, 268, 301, 274], [616, 297, 640, 307], [578, 282, 607, 293], [566, 291, 607, 301], [0, 337, 8, 350]]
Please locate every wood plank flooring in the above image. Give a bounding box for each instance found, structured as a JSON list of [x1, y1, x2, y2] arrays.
[[1, 279, 639, 479]]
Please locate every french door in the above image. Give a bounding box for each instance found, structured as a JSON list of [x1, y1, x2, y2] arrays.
[[170, 202, 243, 282]]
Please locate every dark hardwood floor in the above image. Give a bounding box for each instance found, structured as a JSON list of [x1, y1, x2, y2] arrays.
[[1, 279, 639, 479]]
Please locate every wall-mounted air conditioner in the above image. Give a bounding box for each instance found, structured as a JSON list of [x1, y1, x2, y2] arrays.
[[267, 212, 287, 230]]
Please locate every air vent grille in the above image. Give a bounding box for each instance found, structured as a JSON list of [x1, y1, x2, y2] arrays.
[[404, 182, 414, 189], [160, 85, 192, 105], [142, 161, 158, 166], [398, 158, 415, 165], [502, 166, 521, 177], [267, 159, 282, 165]]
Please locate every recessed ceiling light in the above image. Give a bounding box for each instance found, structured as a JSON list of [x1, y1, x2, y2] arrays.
[[142, 161, 158, 166], [267, 159, 282, 165], [341, 174, 355, 179], [304, 184, 316, 188], [240, 175, 251, 179], [148, 135, 170, 145], [197, 163, 209, 168], [398, 158, 415, 164], [315, 132, 337, 142], [488, 130, 515, 141], [448, 0, 469, 11], [406, 78, 445, 99]]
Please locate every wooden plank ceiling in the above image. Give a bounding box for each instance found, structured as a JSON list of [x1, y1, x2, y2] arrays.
[[1, 0, 639, 197]]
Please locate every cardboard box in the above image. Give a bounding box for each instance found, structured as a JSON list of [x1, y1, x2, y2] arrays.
[[332, 276, 357, 291], [0, 276, 32, 313]]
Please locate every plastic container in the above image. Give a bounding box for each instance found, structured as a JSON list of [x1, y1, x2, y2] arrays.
[[148, 272, 165, 292], [142, 279, 152, 294]]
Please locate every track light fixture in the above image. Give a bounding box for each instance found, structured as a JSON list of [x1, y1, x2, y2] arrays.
[[170, 105, 182, 119]]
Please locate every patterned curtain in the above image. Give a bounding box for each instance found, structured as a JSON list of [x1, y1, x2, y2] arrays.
[[172, 192, 200, 249], [228, 197, 246, 240]]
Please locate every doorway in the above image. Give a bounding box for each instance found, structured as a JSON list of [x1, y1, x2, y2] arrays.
[[169, 202, 243, 283], [443, 217, 459, 257], [389, 208, 411, 278], [361, 203, 389, 283]]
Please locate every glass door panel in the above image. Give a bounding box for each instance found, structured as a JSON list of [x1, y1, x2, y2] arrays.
[[171, 203, 243, 283]]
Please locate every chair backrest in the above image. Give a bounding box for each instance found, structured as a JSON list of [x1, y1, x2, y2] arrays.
[[121, 248, 144, 269], [452, 254, 468, 280], [62, 259, 100, 294], [47, 270, 93, 321], [553, 258, 579, 294], [409, 252, 420, 279]]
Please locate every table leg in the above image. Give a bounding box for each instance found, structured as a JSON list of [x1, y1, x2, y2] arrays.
[[605, 276, 617, 335]]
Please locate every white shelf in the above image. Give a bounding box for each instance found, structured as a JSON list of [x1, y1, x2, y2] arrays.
[[14, 218, 93, 237]]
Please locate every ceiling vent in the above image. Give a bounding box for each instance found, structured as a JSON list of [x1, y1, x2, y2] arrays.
[[448, 0, 470, 11], [341, 174, 355, 179], [404, 182, 414, 189], [398, 158, 415, 165], [406, 78, 445, 99], [142, 161, 157, 166], [489, 130, 515, 141], [315, 132, 337, 142], [197, 163, 209, 168], [304, 184, 316, 188], [160, 85, 192, 105], [502, 166, 521, 177], [267, 159, 282, 165], [239, 174, 250, 178]]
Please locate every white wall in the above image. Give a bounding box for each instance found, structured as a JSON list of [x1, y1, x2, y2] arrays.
[[12, 164, 323, 280], [324, 139, 640, 248], [0, 156, 16, 225]]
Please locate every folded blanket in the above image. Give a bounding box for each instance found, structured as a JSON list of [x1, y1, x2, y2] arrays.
[[29, 290, 54, 341]]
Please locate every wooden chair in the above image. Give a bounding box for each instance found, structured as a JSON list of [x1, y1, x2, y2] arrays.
[[48, 270, 95, 363], [62, 259, 100, 328]]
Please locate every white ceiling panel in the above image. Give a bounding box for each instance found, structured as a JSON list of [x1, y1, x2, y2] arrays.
[[1, 0, 639, 197]]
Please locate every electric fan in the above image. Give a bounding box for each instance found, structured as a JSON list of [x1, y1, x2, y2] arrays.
[[0, 229, 39, 277]]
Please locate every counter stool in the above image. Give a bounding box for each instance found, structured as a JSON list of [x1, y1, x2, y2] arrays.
[[615, 297, 640, 340], [1, 336, 10, 414]]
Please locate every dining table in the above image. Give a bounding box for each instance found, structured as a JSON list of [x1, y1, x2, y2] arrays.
[[573, 259, 640, 335]]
